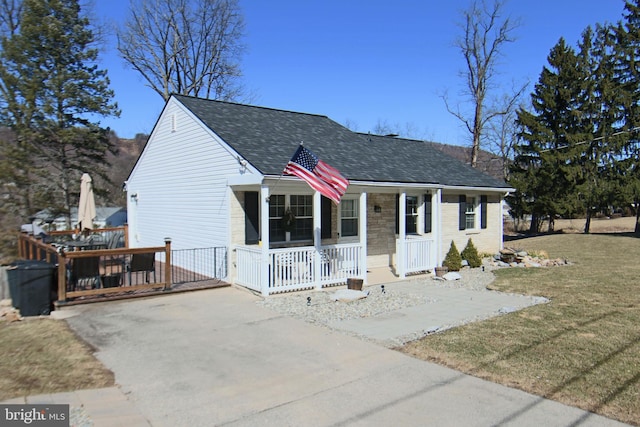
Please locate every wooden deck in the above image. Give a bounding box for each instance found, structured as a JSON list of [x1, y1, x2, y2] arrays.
[[17, 228, 230, 307]]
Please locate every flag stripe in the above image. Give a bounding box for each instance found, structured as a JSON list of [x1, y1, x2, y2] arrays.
[[284, 163, 342, 203], [315, 161, 348, 192], [283, 145, 349, 204]]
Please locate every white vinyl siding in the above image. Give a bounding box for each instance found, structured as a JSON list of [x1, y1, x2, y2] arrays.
[[127, 98, 246, 253]]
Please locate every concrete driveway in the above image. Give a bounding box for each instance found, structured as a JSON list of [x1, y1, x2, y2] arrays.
[[64, 287, 627, 427]]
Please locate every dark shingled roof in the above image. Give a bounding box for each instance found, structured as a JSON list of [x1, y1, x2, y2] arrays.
[[174, 95, 510, 189]]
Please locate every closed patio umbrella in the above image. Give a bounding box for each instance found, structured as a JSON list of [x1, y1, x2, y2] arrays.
[[77, 173, 96, 231]]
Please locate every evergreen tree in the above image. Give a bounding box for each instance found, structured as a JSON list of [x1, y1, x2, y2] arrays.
[[575, 24, 623, 233], [0, 0, 119, 226], [443, 241, 462, 272], [613, 0, 640, 235], [510, 38, 590, 233], [461, 238, 482, 268]]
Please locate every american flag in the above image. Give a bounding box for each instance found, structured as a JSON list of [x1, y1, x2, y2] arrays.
[[283, 145, 349, 204]]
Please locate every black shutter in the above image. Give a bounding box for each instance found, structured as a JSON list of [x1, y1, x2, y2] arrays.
[[244, 191, 259, 244], [481, 195, 488, 229], [321, 196, 332, 239], [424, 194, 432, 233], [459, 195, 467, 230]]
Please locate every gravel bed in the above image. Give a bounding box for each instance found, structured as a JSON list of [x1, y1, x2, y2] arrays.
[[257, 265, 499, 326]]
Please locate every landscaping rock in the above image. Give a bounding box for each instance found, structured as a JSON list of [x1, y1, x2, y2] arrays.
[[443, 272, 462, 281], [331, 289, 369, 302], [488, 247, 571, 269]]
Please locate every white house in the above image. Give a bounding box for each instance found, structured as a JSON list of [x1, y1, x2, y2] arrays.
[[126, 95, 513, 295]]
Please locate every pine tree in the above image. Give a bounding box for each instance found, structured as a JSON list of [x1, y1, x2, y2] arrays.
[[461, 238, 482, 268], [510, 38, 591, 233], [613, 0, 640, 235], [0, 0, 119, 225], [575, 25, 623, 233], [443, 241, 462, 272]]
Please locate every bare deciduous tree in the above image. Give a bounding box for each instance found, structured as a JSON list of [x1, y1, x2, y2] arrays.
[[484, 89, 526, 180], [0, 0, 22, 37], [442, 0, 520, 168], [117, 0, 246, 101]]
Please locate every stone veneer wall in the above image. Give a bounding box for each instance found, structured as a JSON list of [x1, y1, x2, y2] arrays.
[[440, 192, 502, 262], [366, 193, 397, 268]]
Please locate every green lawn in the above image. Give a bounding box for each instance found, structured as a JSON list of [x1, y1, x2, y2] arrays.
[[401, 233, 640, 426]]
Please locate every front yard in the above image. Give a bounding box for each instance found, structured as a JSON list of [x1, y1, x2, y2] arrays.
[[401, 233, 640, 426]]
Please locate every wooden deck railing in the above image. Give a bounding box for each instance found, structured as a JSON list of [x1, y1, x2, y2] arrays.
[[17, 227, 173, 303]]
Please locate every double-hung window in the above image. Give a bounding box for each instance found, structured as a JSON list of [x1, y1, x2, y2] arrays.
[[289, 195, 313, 241], [269, 195, 313, 242], [406, 196, 418, 234], [465, 196, 477, 229], [339, 198, 358, 238], [269, 195, 286, 242]]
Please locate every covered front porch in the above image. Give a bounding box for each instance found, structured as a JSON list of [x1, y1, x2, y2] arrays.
[[230, 178, 441, 295]]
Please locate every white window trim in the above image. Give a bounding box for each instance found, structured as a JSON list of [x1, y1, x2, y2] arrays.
[[465, 195, 479, 231], [338, 195, 359, 243], [269, 194, 314, 243], [405, 195, 420, 235]]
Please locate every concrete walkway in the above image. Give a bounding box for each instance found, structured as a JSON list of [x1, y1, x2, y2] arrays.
[[4, 285, 630, 426], [1, 387, 149, 426], [328, 281, 546, 345]]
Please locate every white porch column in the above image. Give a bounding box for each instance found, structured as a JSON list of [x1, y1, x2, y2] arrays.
[[260, 185, 270, 296], [313, 191, 322, 290], [500, 196, 506, 250], [359, 192, 367, 283], [398, 191, 406, 279], [434, 188, 442, 266]]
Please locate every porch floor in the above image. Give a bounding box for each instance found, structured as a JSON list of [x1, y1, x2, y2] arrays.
[[366, 266, 432, 286]]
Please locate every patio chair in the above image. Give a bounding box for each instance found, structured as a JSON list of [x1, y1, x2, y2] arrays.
[[127, 253, 155, 284], [106, 231, 124, 249], [69, 256, 101, 290]]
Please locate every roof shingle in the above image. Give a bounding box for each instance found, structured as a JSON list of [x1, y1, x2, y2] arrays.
[[174, 94, 509, 189]]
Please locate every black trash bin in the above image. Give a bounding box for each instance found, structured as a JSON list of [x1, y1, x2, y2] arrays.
[[6, 260, 56, 316]]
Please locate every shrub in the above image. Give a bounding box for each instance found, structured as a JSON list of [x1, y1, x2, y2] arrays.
[[461, 238, 482, 268], [443, 241, 462, 271]]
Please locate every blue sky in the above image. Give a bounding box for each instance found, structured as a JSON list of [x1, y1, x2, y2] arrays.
[[95, 0, 626, 145]]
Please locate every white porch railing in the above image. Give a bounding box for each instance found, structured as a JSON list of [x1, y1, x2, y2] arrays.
[[269, 246, 316, 293], [234, 243, 364, 295], [319, 243, 362, 286], [396, 236, 435, 276], [235, 245, 262, 292]]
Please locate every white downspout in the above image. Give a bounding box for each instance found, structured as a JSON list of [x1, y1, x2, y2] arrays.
[[260, 185, 270, 296], [359, 191, 367, 284], [435, 188, 442, 266], [398, 192, 406, 279], [501, 192, 510, 250], [313, 191, 322, 291]]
